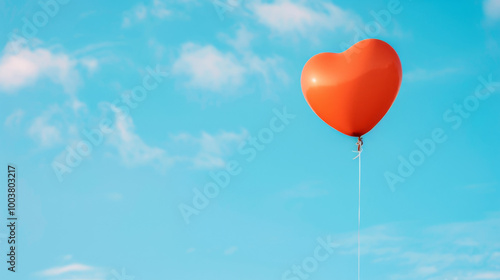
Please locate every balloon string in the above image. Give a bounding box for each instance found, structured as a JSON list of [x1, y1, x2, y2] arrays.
[[353, 136, 363, 280]]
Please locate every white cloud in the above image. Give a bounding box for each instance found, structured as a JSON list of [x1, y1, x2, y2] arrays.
[[0, 40, 81, 94], [249, 0, 359, 36], [80, 57, 99, 74], [38, 263, 93, 276], [28, 107, 63, 147], [36, 263, 107, 280], [170, 129, 248, 169], [151, 0, 172, 18], [484, 0, 500, 21], [134, 3, 148, 20], [415, 266, 438, 276], [107, 105, 173, 168], [122, 0, 172, 27], [172, 43, 246, 92], [173, 27, 288, 99], [46, 101, 247, 171], [0, 40, 97, 95], [330, 216, 500, 280], [221, 26, 254, 52], [472, 271, 500, 279], [4, 109, 25, 126], [148, 38, 167, 60], [245, 53, 288, 99], [27, 99, 89, 150], [191, 131, 247, 168], [221, 26, 289, 99], [72, 41, 120, 56]]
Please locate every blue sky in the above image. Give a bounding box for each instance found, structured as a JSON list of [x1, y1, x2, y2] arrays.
[[0, 0, 500, 279]]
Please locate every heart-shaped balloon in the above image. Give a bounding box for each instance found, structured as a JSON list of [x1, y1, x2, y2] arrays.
[[301, 39, 402, 137]]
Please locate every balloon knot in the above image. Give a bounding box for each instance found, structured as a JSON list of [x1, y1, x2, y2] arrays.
[[353, 136, 363, 159], [356, 136, 363, 152]]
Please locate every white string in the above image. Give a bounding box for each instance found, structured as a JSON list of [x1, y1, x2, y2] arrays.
[[353, 137, 362, 280], [357, 150, 361, 280]]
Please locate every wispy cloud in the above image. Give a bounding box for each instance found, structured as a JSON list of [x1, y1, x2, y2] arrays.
[[172, 43, 246, 92], [404, 67, 462, 82], [36, 263, 107, 280], [471, 271, 500, 279], [248, 0, 360, 36], [106, 105, 173, 169], [37, 263, 94, 276], [220, 26, 289, 99], [122, 0, 172, 27], [122, 3, 148, 27], [80, 57, 99, 74], [4, 109, 25, 127], [484, 0, 500, 22], [169, 129, 248, 169], [173, 26, 288, 100], [28, 106, 64, 147], [220, 26, 254, 53], [27, 103, 85, 148], [331, 215, 500, 280]]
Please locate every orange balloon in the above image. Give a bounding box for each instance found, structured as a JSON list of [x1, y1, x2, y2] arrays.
[[301, 39, 402, 137]]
